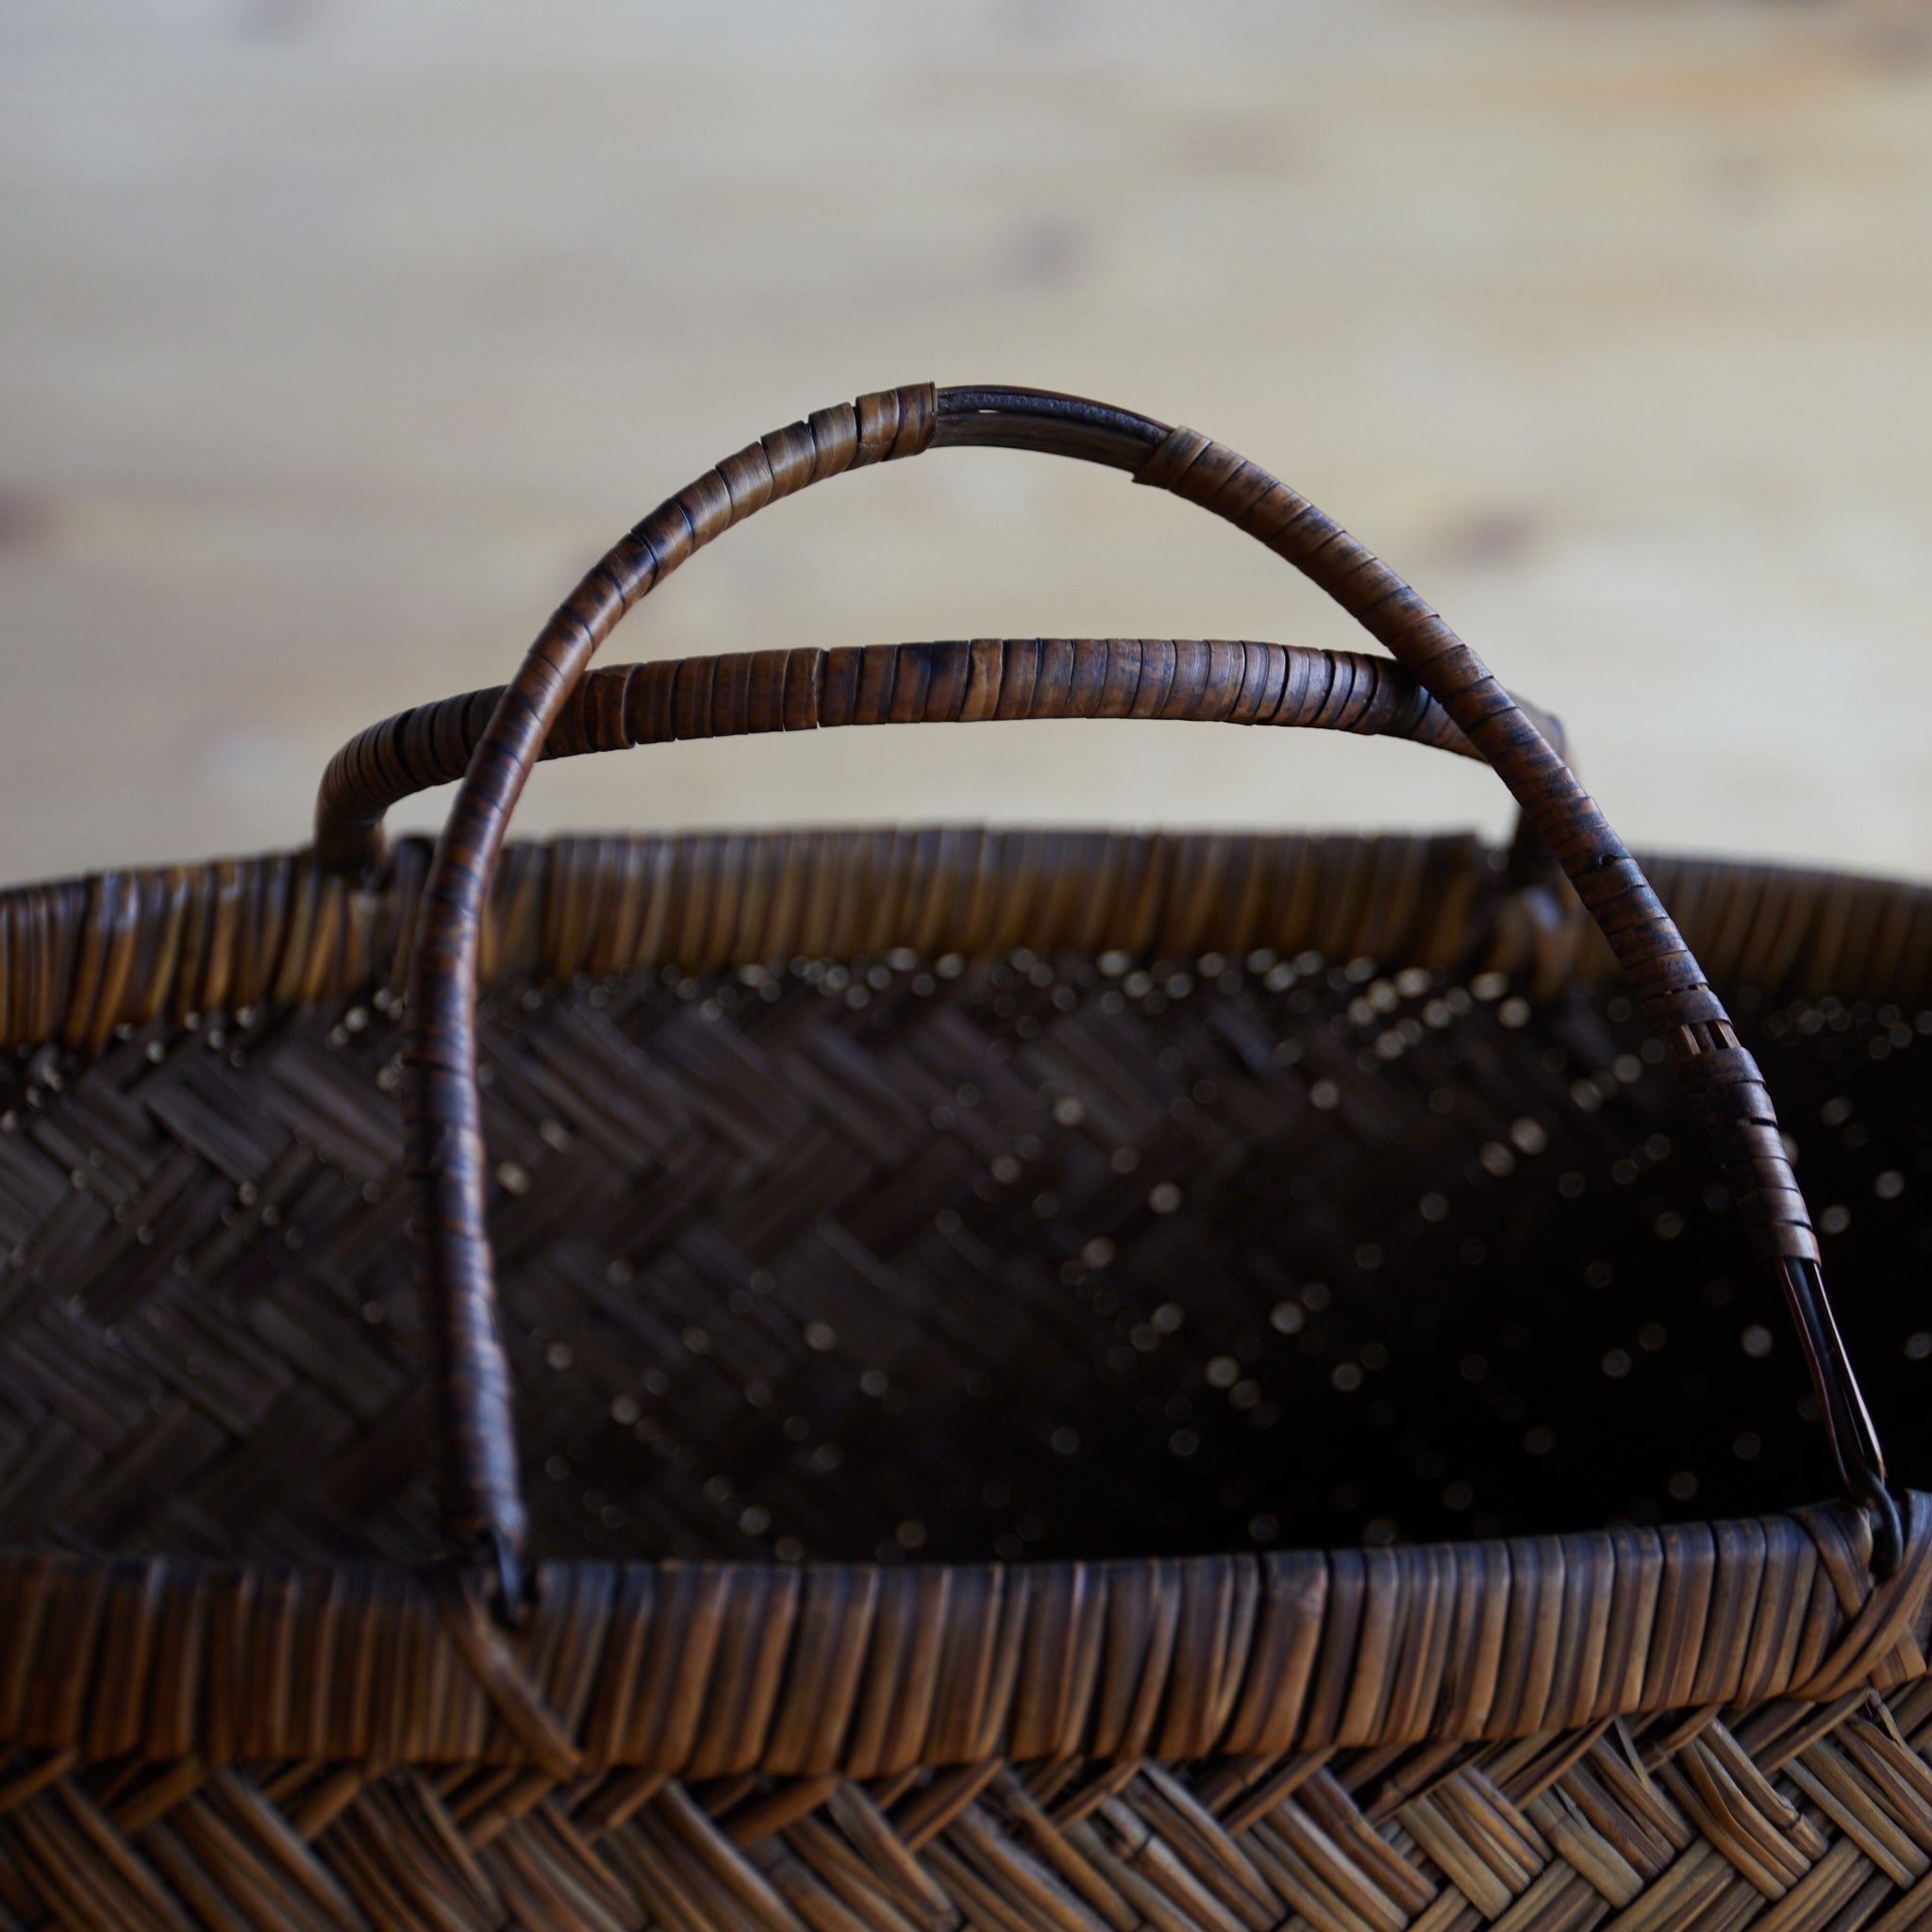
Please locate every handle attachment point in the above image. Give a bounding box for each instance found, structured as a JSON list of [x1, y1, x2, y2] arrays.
[[1781, 1254, 1901, 1576], [480, 1525, 530, 1631]]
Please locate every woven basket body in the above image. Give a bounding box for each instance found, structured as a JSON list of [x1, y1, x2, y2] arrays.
[[4, 383, 1929, 1929], [2, 828, 1930, 1930]]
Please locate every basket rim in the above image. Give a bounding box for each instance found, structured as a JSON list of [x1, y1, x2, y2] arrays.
[[1, 824, 1929, 1063], [0, 1491, 1924, 1778]]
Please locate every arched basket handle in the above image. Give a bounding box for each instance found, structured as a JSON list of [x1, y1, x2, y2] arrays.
[[315, 640, 1567, 874], [401, 384, 1898, 1600]]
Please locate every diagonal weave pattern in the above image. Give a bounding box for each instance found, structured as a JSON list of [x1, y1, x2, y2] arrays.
[[2, 832, 1931, 1564], [0, 1540, 1928, 1932], [3, 827, 1932, 1926]]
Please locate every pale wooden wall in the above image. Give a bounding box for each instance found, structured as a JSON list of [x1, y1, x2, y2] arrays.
[[2, 1, 1929, 885]]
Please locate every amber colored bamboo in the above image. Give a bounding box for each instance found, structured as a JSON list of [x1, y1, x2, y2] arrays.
[[0, 819, 1925, 1924], [0, 386, 1921, 1924], [314, 640, 1569, 874]]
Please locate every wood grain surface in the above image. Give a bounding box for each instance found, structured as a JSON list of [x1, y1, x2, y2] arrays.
[[1, 1, 1929, 883]]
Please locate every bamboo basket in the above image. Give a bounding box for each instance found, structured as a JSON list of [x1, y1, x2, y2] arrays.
[[2, 384, 1929, 1930]]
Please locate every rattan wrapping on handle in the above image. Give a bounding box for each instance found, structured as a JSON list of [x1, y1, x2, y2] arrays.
[[405, 389, 940, 1567], [400, 383, 1893, 1580], [317, 639, 1570, 871]]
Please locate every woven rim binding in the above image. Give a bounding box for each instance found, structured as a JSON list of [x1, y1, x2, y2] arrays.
[[0, 1496, 1926, 1774]]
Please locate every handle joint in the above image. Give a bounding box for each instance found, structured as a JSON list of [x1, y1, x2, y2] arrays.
[[478, 1525, 530, 1631], [1778, 1254, 1900, 1576]]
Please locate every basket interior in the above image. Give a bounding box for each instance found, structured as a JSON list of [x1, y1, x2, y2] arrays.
[[2, 879, 1926, 1570]]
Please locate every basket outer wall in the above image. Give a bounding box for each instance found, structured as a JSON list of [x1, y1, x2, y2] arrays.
[[0, 826, 1930, 1930]]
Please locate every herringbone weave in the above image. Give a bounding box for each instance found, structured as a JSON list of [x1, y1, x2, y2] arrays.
[[1, 827, 1931, 1927]]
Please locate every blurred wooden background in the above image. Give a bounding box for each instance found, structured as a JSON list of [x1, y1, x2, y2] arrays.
[[2, 0, 1929, 885]]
